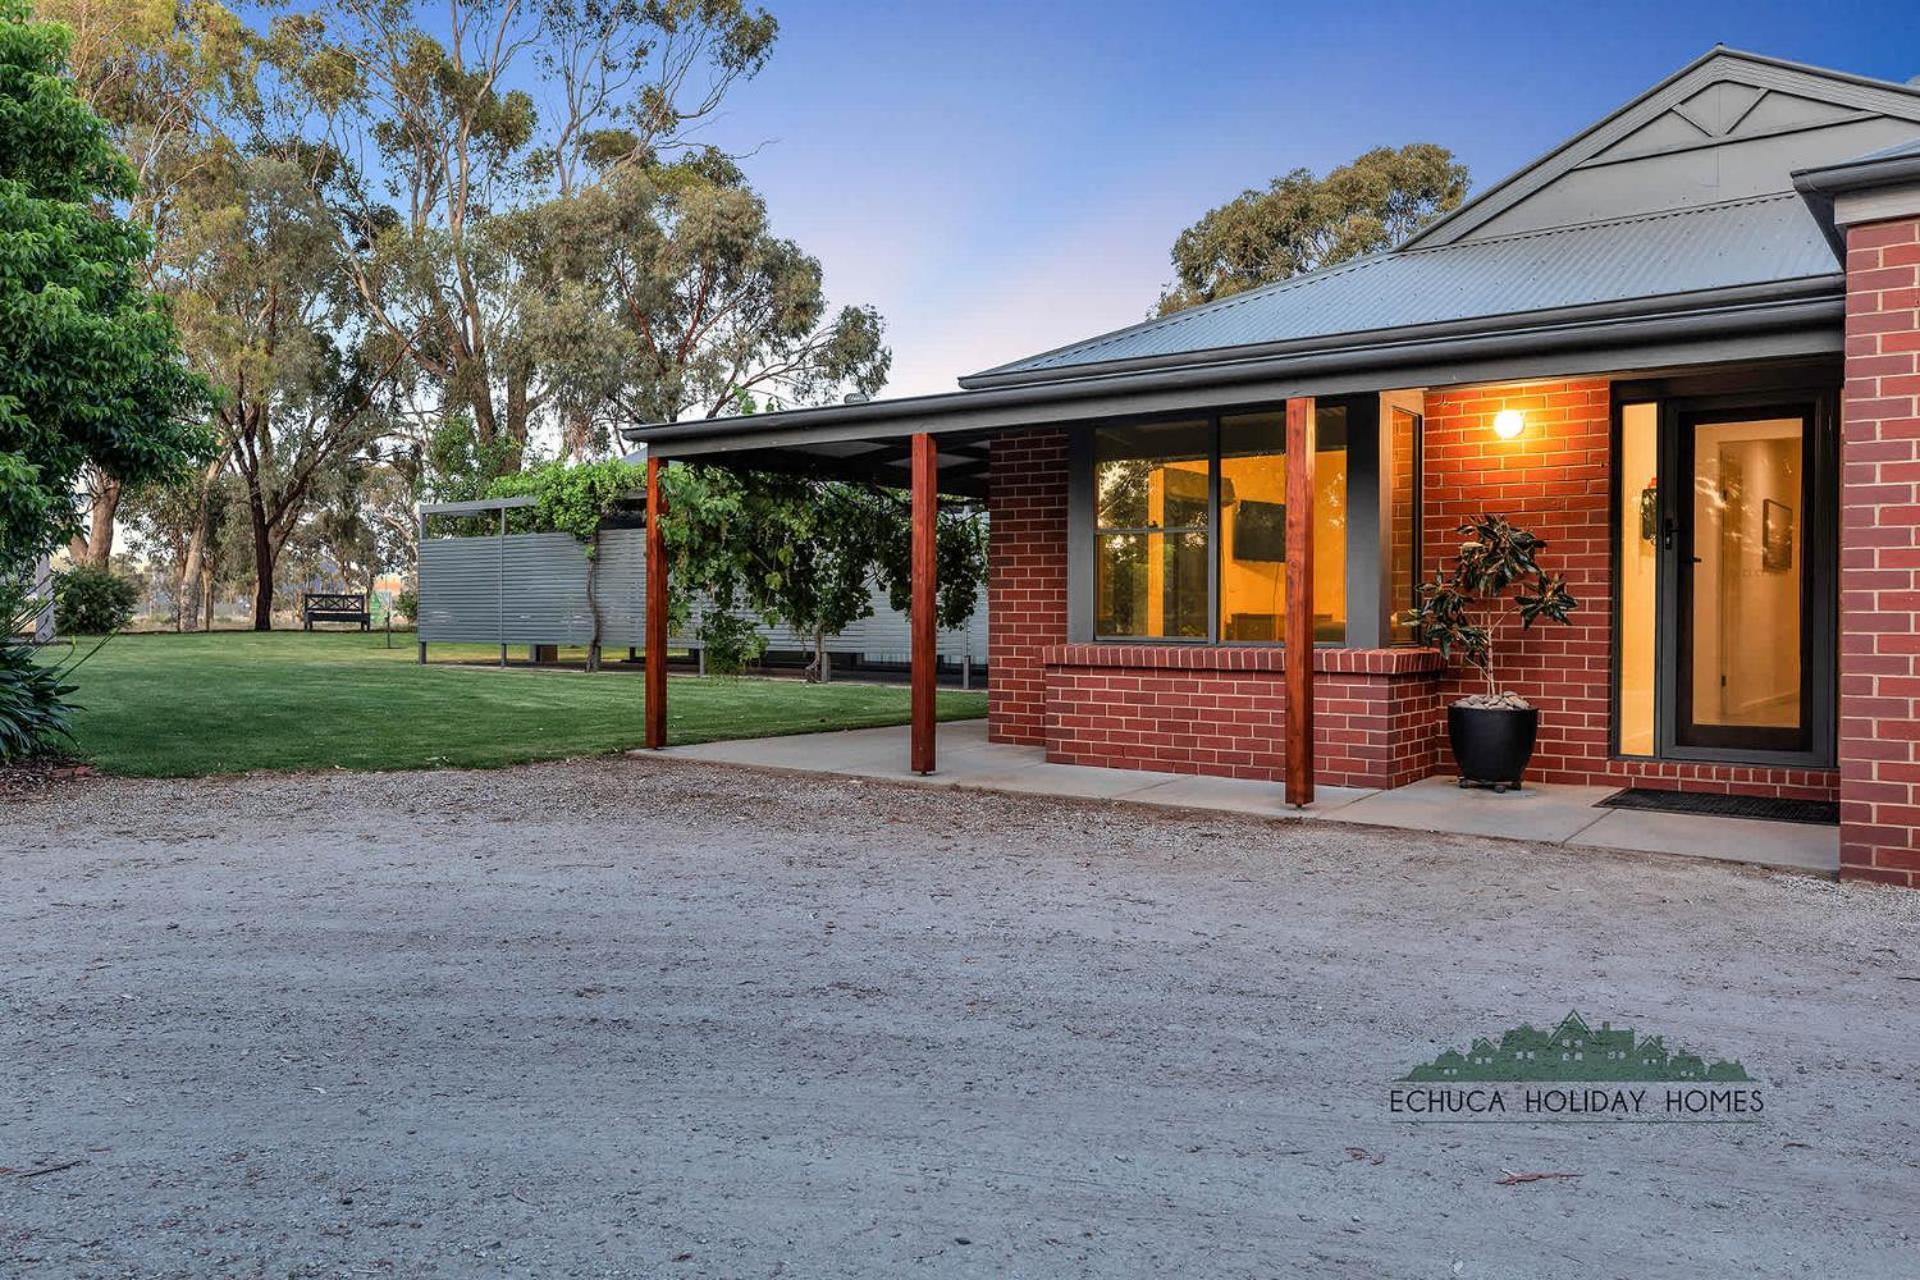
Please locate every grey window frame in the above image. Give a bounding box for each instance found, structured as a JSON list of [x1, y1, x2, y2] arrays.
[[1067, 395, 1410, 648]]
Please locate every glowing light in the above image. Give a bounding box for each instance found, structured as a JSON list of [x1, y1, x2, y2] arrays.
[[1493, 409, 1526, 440]]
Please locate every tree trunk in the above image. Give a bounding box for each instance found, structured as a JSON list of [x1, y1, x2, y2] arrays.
[[584, 529, 602, 672], [86, 477, 122, 567], [247, 484, 275, 631], [178, 520, 208, 632], [175, 455, 226, 631], [69, 474, 124, 568], [201, 568, 214, 632]]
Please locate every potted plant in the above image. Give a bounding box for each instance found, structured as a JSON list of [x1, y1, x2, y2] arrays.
[[1415, 514, 1578, 791]]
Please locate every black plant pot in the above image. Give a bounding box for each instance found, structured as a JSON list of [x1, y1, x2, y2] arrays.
[[1447, 704, 1539, 791]]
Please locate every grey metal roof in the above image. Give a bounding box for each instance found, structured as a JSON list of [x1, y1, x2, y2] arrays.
[[1843, 136, 1920, 164], [967, 193, 1838, 384]]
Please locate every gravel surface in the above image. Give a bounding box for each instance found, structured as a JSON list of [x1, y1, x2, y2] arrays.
[[3, 756, 1918, 1279]]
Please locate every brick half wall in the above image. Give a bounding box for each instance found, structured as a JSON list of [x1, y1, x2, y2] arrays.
[[1043, 646, 1441, 789], [1839, 214, 1920, 887]]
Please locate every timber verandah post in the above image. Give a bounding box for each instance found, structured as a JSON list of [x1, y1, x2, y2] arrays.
[[1284, 397, 1315, 808], [644, 456, 668, 750], [910, 432, 937, 775]]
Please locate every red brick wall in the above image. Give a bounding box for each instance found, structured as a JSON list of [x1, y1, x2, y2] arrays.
[[987, 430, 1069, 745], [984, 382, 1841, 804], [1042, 646, 1441, 788], [1839, 215, 1920, 887], [1422, 381, 1838, 802]]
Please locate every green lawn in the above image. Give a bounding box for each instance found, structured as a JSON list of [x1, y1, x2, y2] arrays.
[[51, 629, 986, 778]]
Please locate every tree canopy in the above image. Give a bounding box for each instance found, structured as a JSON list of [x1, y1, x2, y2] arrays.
[[0, 0, 210, 571], [1156, 143, 1469, 316]]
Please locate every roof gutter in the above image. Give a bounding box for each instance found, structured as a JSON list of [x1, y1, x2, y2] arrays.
[[1794, 150, 1920, 257], [623, 285, 1841, 457]]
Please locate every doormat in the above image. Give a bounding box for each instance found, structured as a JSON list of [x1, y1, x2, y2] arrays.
[[1597, 788, 1838, 826]]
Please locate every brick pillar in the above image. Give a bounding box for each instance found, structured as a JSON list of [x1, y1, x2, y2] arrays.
[[1840, 214, 1920, 887], [987, 430, 1069, 745]]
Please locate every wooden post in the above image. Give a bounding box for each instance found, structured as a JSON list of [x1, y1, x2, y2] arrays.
[[910, 433, 937, 775], [645, 457, 668, 750], [1284, 397, 1316, 808]]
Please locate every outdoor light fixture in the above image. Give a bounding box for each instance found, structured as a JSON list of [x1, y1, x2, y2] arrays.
[[1493, 408, 1526, 440]]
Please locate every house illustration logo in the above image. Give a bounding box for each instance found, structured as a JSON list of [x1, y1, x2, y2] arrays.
[[1387, 1011, 1762, 1123], [1400, 1010, 1751, 1083]]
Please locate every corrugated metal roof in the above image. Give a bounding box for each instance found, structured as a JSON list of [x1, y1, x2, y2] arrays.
[[973, 193, 1838, 380], [1846, 135, 1920, 164]]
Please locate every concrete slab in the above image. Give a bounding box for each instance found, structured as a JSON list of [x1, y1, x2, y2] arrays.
[[653, 722, 1839, 875], [1575, 808, 1839, 873], [1328, 775, 1619, 843], [1123, 772, 1374, 818]]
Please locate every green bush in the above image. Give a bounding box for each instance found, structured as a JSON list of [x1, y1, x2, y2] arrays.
[[55, 566, 139, 635], [698, 611, 765, 676], [395, 587, 417, 622], [1, 582, 76, 761]]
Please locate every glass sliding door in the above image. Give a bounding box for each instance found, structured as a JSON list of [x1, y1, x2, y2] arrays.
[[1673, 408, 1812, 753]]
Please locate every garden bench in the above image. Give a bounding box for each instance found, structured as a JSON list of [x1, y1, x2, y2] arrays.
[[301, 591, 371, 631]]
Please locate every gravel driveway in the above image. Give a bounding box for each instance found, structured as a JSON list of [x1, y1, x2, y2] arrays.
[[4, 757, 1917, 1279]]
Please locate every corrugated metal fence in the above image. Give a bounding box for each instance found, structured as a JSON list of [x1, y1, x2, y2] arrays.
[[418, 527, 988, 664]]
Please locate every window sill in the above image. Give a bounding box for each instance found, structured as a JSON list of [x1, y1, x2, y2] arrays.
[[1042, 644, 1442, 675]]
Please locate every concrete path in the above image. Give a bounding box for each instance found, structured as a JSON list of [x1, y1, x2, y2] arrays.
[[664, 720, 1838, 874]]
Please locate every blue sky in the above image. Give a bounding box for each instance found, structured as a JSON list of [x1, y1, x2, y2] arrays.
[[695, 0, 1920, 397]]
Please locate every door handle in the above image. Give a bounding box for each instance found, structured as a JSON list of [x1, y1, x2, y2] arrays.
[[1661, 517, 1677, 551]]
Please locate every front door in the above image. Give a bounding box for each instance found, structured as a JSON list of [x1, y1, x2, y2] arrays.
[[1669, 405, 1814, 755]]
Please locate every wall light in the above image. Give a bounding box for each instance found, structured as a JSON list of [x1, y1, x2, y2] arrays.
[[1492, 408, 1526, 440]]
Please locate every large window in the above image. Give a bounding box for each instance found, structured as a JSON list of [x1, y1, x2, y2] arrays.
[[1093, 421, 1211, 638], [1091, 408, 1348, 642]]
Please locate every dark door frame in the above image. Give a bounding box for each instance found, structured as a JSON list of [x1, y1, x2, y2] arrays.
[[1665, 399, 1818, 756], [1609, 373, 1838, 769]]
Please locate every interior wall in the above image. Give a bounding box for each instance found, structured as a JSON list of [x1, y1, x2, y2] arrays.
[[1617, 404, 1659, 755], [1692, 423, 1802, 727]]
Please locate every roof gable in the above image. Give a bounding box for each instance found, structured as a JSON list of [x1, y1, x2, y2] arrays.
[[1405, 48, 1920, 248]]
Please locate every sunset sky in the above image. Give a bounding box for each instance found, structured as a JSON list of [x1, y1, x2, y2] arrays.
[[693, 0, 1920, 398]]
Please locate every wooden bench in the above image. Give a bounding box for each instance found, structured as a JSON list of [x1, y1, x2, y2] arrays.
[[301, 591, 371, 631]]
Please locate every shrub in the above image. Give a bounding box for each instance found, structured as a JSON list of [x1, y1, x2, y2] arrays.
[[698, 610, 765, 676], [395, 587, 417, 622], [55, 566, 139, 635], [1, 582, 76, 762]]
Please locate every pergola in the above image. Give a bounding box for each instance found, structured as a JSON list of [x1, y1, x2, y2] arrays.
[[626, 396, 1324, 804]]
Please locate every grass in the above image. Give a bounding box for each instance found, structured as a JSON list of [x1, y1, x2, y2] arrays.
[[49, 629, 987, 778]]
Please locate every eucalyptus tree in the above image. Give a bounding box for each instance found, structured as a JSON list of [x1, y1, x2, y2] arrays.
[[525, 152, 889, 432], [1157, 143, 1470, 315], [267, 0, 778, 469], [165, 152, 403, 628]]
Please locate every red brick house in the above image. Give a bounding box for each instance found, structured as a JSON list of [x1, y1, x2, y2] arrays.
[[627, 49, 1920, 888]]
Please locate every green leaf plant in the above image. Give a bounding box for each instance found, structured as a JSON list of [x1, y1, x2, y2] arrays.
[[1414, 513, 1577, 707]]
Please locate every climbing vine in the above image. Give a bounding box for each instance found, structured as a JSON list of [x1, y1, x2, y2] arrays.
[[486, 459, 647, 556]]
